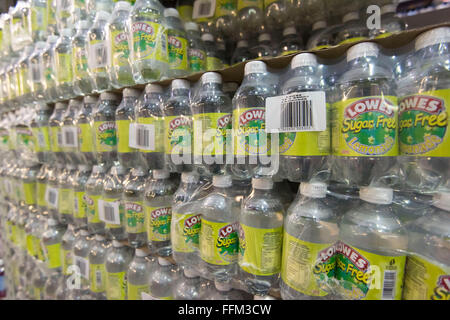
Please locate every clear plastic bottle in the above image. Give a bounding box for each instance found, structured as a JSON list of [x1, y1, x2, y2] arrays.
[[149, 257, 176, 299], [108, 1, 135, 89], [48, 101, 67, 165], [75, 95, 98, 166], [54, 28, 75, 100], [73, 164, 92, 229], [41, 218, 64, 273], [231, 39, 251, 65], [41, 35, 59, 103], [280, 182, 339, 300], [124, 167, 148, 248], [129, 0, 168, 84], [237, 0, 264, 36], [62, 98, 83, 165], [46, 0, 58, 36], [71, 229, 93, 299], [251, 33, 273, 59], [201, 33, 223, 71], [337, 187, 408, 300], [370, 4, 406, 39], [185, 22, 206, 73], [105, 240, 133, 300], [127, 248, 152, 300], [60, 224, 76, 284], [30, 0, 48, 42], [214, 0, 238, 39], [209, 278, 245, 300], [279, 26, 302, 56], [93, 92, 121, 166], [46, 163, 63, 220], [264, 0, 286, 31], [30, 102, 52, 164], [163, 79, 192, 173], [57, 164, 76, 225], [28, 41, 47, 101], [335, 11, 368, 45], [72, 20, 95, 96], [116, 88, 141, 169], [173, 267, 202, 300], [11, 1, 33, 53], [55, 0, 74, 32], [87, 11, 112, 93], [223, 82, 239, 100], [199, 175, 239, 281], [88, 234, 110, 300], [85, 165, 108, 235], [164, 8, 190, 78], [144, 169, 177, 256], [306, 21, 336, 51]]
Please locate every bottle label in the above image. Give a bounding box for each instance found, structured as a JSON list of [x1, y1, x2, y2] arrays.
[[61, 248, 73, 276], [136, 117, 164, 153], [43, 243, 62, 269], [145, 206, 172, 242], [335, 241, 406, 300], [131, 21, 166, 63], [37, 182, 47, 207], [215, 0, 237, 17], [188, 48, 206, 72], [338, 37, 368, 45], [73, 46, 89, 79], [74, 191, 88, 219], [233, 107, 271, 156], [34, 287, 43, 300], [90, 263, 106, 293], [172, 212, 201, 253], [238, 0, 263, 10], [58, 188, 73, 215], [26, 234, 36, 257], [56, 53, 73, 83], [85, 194, 101, 223], [398, 90, 449, 157], [200, 219, 239, 265], [238, 224, 283, 276], [125, 201, 145, 233], [281, 233, 336, 297], [332, 96, 398, 157], [206, 56, 223, 71], [31, 6, 47, 33], [168, 35, 189, 71], [403, 254, 450, 300], [94, 121, 117, 152], [117, 119, 135, 154], [50, 126, 63, 153], [78, 123, 94, 153], [20, 66, 31, 94], [106, 271, 127, 300], [23, 182, 36, 205], [17, 127, 36, 153], [110, 29, 130, 68], [193, 112, 232, 156], [33, 126, 51, 152], [164, 115, 193, 156], [33, 236, 45, 261], [128, 283, 149, 300], [178, 5, 194, 21]]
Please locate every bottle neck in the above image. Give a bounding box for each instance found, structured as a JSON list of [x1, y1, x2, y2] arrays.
[[171, 88, 190, 97]]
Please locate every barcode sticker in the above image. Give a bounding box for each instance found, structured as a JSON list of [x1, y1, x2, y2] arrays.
[[382, 270, 397, 300], [96, 270, 103, 287], [129, 123, 155, 150], [57, 131, 63, 147], [45, 186, 59, 208], [265, 91, 327, 133], [37, 131, 46, 148], [61, 126, 78, 147], [74, 256, 90, 280], [88, 42, 108, 70], [192, 0, 216, 19], [4, 180, 12, 194], [98, 199, 121, 225]]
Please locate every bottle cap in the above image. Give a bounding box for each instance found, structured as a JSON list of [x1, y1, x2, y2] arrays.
[[153, 169, 170, 179], [300, 182, 327, 198], [79, 229, 89, 236], [433, 192, 450, 212], [252, 177, 273, 190], [135, 248, 148, 257], [100, 92, 120, 101], [347, 42, 379, 62], [258, 33, 271, 42], [201, 72, 222, 84], [181, 172, 199, 183], [47, 218, 58, 226], [84, 95, 99, 104], [185, 22, 198, 31], [158, 257, 172, 266], [342, 12, 359, 23], [359, 187, 393, 205], [78, 20, 90, 30], [244, 61, 267, 75], [291, 53, 317, 69], [61, 28, 72, 37], [55, 102, 67, 109], [112, 240, 124, 248], [223, 82, 238, 93], [95, 234, 105, 241], [92, 165, 105, 174], [312, 21, 327, 31], [215, 279, 232, 292], [201, 33, 214, 42], [213, 175, 232, 188], [283, 27, 297, 37], [381, 4, 397, 15], [415, 27, 450, 51], [183, 268, 199, 278], [114, 1, 132, 11], [164, 8, 180, 18], [172, 79, 190, 90], [123, 88, 141, 98], [236, 40, 248, 48], [145, 84, 163, 94], [96, 11, 111, 21]]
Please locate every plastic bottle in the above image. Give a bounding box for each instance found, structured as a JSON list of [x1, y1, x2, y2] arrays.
[[28, 41, 47, 101], [60, 224, 76, 284], [209, 279, 245, 300], [71, 229, 93, 299], [62, 98, 83, 165], [239, 177, 284, 295], [123, 167, 148, 248], [108, 1, 135, 89], [201, 33, 223, 71], [280, 182, 339, 300], [144, 169, 177, 256], [336, 187, 408, 300], [30, 102, 52, 164], [54, 28, 75, 100], [87, 11, 112, 93], [88, 234, 110, 300], [127, 248, 152, 300], [85, 165, 108, 235], [41, 35, 59, 103], [74, 95, 97, 166], [93, 92, 121, 166], [231, 39, 251, 65], [306, 20, 334, 50], [370, 4, 406, 39], [173, 267, 202, 300], [199, 175, 239, 281], [30, 0, 48, 41], [279, 26, 302, 56], [186, 22, 206, 73], [48, 101, 67, 165], [331, 42, 398, 188], [335, 11, 368, 45], [148, 257, 176, 299], [164, 8, 190, 78], [163, 79, 192, 173], [105, 240, 133, 300], [216, 39, 229, 67], [223, 82, 239, 100], [41, 218, 64, 273], [129, 0, 168, 83], [11, 1, 33, 53], [251, 33, 273, 59], [17, 45, 34, 104], [237, 0, 264, 36], [116, 88, 141, 169], [73, 164, 92, 229], [72, 20, 95, 96], [191, 72, 232, 176], [264, 0, 286, 31], [213, 0, 237, 39], [57, 164, 76, 225]]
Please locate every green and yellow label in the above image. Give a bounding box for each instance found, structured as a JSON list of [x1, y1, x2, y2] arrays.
[[74, 191, 88, 219], [128, 283, 149, 300], [193, 112, 232, 156], [94, 121, 117, 152], [33, 236, 45, 261], [61, 248, 73, 276], [58, 188, 74, 215], [33, 126, 51, 152], [233, 108, 271, 156], [73, 46, 89, 79], [125, 201, 145, 233], [132, 21, 166, 63], [43, 243, 62, 269], [188, 48, 206, 72], [332, 96, 398, 157], [238, 0, 263, 10], [37, 182, 47, 207], [215, 0, 237, 17], [172, 213, 201, 253], [168, 35, 189, 71], [26, 234, 36, 257], [137, 116, 164, 153], [398, 90, 449, 157], [145, 206, 171, 242], [164, 115, 192, 156], [85, 194, 101, 224], [23, 182, 36, 205], [78, 123, 94, 153], [110, 30, 130, 68], [200, 219, 239, 266], [90, 263, 106, 293], [116, 119, 135, 154], [206, 57, 223, 71], [56, 53, 73, 83], [106, 271, 127, 300]]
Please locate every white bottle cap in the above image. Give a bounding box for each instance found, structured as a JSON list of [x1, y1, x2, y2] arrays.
[[123, 88, 141, 98], [254, 294, 276, 300], [347, 42, 379, 62], [258, 33, 271, 42], [291, 53, 317, 69], [100, 92, 120, 101], [312, 21, 327, 31], [158, 257, 172, 266], [215, 279, 232, 292], [342, 12, 359, 23], [153, 169, 170, 179], [114, 1, 132, 11], [55, 102, 67, 109], [223, 82, 238, 92], [47, 35, 59, 43], [252, 177, 273, 190], [181, 172, 199, 183], [185, 22, 199, 31], [359, 187, 393, 205], [164, 8, 180, 18], [244, 61, 267, 75], [183, 268, 198, 278], [92, 165, 105, 174], [96, 11, 111, 21], [300, 182, 327, 198], [61, 28, 72, 37], [213, 175, 232, 188], [433, 192, 450, 212], [79, 229, 89, 236], [172, 79, 190, 90], [84, 95, 99, 104], [415, 27, 450, 51], [112, 240, 124, 248], [145, 84, 163, 94], [95, 234, 105, 241], [201, 72, 222, 84], [236, 40, 248, 48], [381, 4, 397, 15], [201, 33, 214, 42], [135, 248, 148, 257], [283, 27, 297, 37], [48, 218, 58, 226]]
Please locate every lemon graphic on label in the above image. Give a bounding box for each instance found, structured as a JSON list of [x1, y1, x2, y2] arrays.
[[368, 136, 375, 145]]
